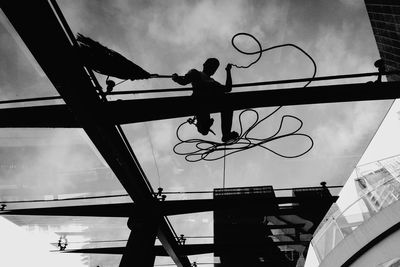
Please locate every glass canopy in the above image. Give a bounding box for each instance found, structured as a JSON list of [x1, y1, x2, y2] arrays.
[[0, 1, 396, 266]]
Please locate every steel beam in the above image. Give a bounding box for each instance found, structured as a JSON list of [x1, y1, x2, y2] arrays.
[[0, 81, 399, 128], [103, 80, 400, 124], [0, 195, 337, 217], [62, 241, 309, 256], [0, 1, 190, 266]]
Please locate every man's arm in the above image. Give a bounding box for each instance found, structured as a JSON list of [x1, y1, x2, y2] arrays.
[[172, 73, 191, 85], [224, 63, 233, 92], [172, 69, 197, 86]]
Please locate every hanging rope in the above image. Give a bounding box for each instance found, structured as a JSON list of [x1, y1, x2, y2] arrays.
[[144, 122, 162, 188], [223, 145, 226, 188], [173, 33, 316, 162]]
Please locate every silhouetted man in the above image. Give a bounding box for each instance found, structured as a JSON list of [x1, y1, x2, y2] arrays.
[[172, 58, 239, 142]]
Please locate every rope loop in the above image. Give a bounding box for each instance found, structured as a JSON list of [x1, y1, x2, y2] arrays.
[[173, 32, 317, 162]]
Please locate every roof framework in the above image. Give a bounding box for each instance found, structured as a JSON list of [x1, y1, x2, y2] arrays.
[[0, 0, 398, 266], [0, 1, 190, 266], [0, 78, 399, 128]]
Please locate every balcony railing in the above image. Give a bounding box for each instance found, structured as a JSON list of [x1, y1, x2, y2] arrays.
[[311, 176, 400, 262]]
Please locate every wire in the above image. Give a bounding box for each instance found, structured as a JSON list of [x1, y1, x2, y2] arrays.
[[144, 122, 162, 188], [116, 124, 155, 194], [154, 264, 214, 266], [173, 108, 314, 162], [53, 239, 128, 245], [0, 185, 343, 205], [223, 146, 226, 188], [173, 33, 316, 162], [231, 32, 317, 87], [0, 194, 130, 204], [53, 236, 215, 245]]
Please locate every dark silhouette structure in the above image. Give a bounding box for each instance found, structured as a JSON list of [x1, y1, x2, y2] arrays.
[[2, 184, 337, 267], [213, 186, 334, 266], [0, 1, 399, 267], [172, 58, 239, 142]]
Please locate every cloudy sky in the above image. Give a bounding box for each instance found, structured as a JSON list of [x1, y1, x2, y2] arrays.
[[0, 0, 398, 266]]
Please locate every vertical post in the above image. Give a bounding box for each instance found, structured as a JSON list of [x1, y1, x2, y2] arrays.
[[120, 216, 160, 267]]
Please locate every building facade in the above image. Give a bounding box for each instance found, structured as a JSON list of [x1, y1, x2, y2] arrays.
[[308, 154, 400, 266], [365, 0, 400, 81], [304, 1, 400, 266]]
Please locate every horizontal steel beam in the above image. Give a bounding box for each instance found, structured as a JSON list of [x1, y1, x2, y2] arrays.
[[0, 195, 337, 217], [62, 241, 309, 256], [106, 80, 400, 124], [0, 81, 399, 128]]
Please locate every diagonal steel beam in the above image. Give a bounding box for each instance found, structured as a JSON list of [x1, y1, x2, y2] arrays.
[[0, 80, 399, 128], [0, 1, 190, 266]]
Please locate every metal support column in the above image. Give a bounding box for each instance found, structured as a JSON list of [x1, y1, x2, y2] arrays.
[[120, 216, 160, 267]]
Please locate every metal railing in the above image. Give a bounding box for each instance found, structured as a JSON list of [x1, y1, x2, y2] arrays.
[[311, 176, 400, 262]]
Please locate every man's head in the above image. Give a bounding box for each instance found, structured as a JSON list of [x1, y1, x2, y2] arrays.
[[203, 58, 220, 76]]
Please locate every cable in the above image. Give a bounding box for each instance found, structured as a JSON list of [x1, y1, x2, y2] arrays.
[[53, 236, 214, 245], [0, 185, 343, 205], [223, 146, 226, 188], [1, 186, 341, 204], [173, 33, 316, 162], [173, 108, 314, 162], [53, 239, 128, 245], [116, 123, 155, 194], [230, 32, 317, 87], [154, 264, 214, 266], [144, 122, 162, 188], [0, 194, 130, 204]]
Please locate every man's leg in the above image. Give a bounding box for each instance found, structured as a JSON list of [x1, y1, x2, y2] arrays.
[[221, 109, 238, 142], [196, 112, 214, 135]]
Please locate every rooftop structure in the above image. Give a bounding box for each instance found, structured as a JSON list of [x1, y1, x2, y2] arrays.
[[0, 1, 399, 266]]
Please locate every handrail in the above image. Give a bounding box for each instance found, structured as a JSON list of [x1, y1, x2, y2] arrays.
[[312, 174, 400, 262], [330, 176, 398, 222]]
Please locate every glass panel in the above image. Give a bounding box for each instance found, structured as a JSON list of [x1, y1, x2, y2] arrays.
[[0, 128, 130, 265], [0, 10, 61, 106], [122, 101, 391, 195], [0, 128, 127, 202], [2, 0, 398, 266]]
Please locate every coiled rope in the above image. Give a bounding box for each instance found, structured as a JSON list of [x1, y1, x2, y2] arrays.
[[173, 32, 316, 162]]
